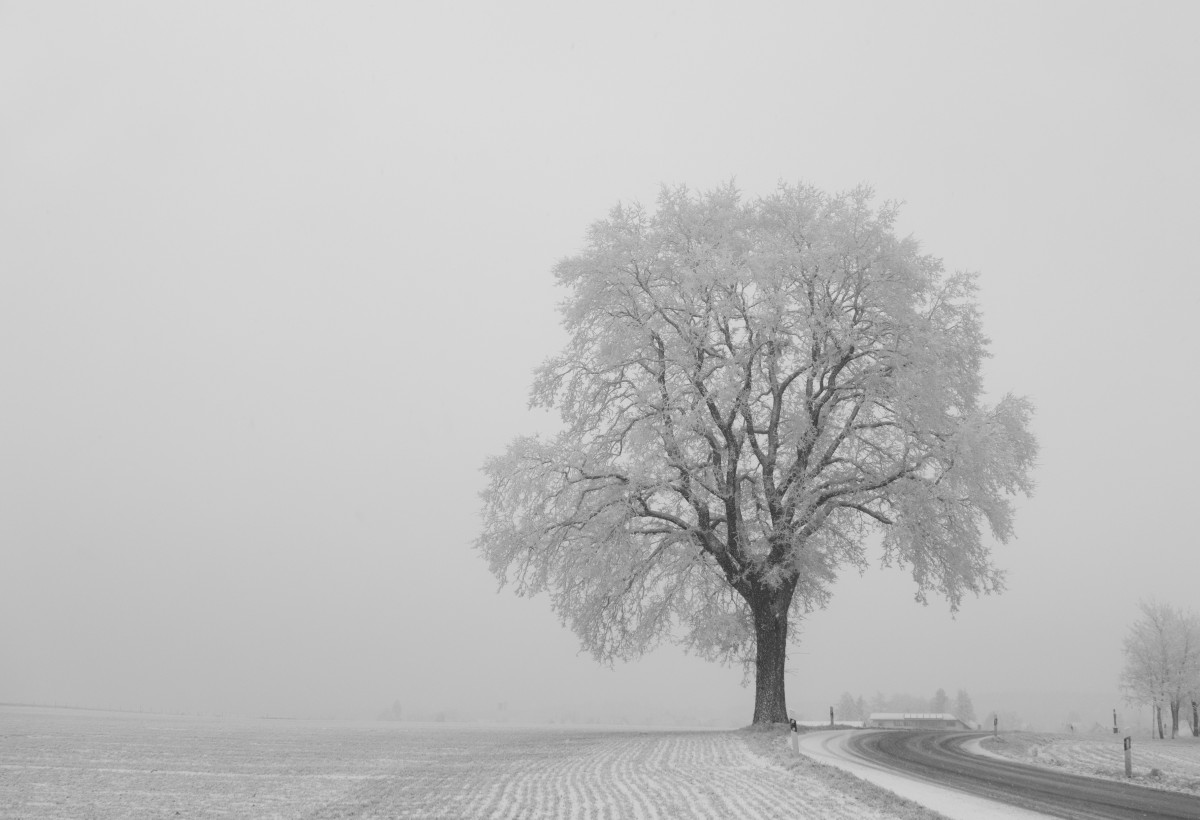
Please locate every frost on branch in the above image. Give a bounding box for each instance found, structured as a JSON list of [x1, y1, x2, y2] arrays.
[[476, 182, 1038, 713]]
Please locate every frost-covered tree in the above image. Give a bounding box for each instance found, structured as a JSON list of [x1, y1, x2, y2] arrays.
[[837, 691, 862, 721], [931, 688, 950, 714], [1120, 600, 1200, 738], [477, 183, 1038, 724], [887, 692, 933, 713], [955, 688, 976, 723], [869, 692, 888, 716]]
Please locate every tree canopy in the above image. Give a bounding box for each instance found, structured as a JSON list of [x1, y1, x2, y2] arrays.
[[477, 182, 1038, 723], [1120, 600, 1200, 738]]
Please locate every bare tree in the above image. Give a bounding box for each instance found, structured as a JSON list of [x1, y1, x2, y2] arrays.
[[478, 183, 1038, 724], [1120, 600, 1200, 738]]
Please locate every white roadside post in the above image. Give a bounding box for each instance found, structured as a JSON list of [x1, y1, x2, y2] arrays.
[[789, 719, 799, 755], [1124, 736, 1133, 778]]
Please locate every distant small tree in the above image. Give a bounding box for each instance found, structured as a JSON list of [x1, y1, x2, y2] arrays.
[[1119, 600, 1200, 739], [890, 692, 930, 712], [872, 691, 939, 713], [955, 689, 976, 723], [931, 688, 950, 714], [477, 183, 1038, 724], [837, 691, 861, 721], [855, 694, 868, 722], [869, 692, 888, 715]]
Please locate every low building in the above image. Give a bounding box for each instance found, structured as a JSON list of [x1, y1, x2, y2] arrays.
[[794, 719, 865, 729], [866, 712, 973, 730]]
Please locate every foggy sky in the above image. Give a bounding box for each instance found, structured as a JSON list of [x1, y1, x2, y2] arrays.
[[2, 1, 1198, 726]]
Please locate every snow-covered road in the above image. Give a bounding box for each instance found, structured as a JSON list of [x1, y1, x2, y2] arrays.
[[795, 730, 1053, 820]]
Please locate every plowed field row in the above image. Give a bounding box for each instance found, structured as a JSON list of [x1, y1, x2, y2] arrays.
[[0, 706, 926, 819]]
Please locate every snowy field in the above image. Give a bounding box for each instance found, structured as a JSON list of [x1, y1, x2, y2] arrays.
[[0, 706, 945, 819], [982, 732, 1200, 794]]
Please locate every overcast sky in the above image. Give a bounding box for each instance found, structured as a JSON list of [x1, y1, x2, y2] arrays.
[[2, 1, 1198, 726]]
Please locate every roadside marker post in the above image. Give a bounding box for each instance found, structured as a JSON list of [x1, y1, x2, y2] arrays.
[[789, 719, 799, 755], [829, 706, 834, 728], [1124, 736, 1132, 778], [993, 715, 998, 737]]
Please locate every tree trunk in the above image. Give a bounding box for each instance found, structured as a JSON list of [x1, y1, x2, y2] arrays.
[[1155, 704, 1164, 739], [748, 586, 793, 724], [1192, 701, 1198, 737], [1170, 701, 1180, 739]]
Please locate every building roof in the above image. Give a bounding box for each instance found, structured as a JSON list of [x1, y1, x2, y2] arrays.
[[868, 713, 962, 721]]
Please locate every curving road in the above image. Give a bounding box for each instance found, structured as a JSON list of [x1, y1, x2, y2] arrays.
[[841, 730, 1200, 820]]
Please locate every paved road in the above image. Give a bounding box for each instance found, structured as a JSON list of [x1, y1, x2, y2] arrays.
[[847, 731, 1200, 820]]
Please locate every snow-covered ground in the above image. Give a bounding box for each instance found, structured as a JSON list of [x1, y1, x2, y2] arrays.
[[981, 731, 1200, 795], [0, 706, 945, 819]]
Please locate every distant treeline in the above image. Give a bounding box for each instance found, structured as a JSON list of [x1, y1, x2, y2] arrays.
[[834, 688, 976, 722]]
